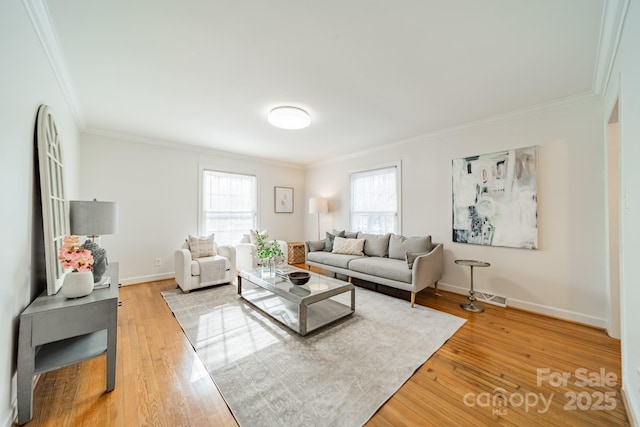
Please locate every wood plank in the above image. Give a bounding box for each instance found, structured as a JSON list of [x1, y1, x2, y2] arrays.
[[26, 269, 629, 426]]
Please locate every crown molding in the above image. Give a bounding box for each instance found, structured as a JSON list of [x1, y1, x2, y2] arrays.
[[82, 127, 305, 170], [308, 91, 600, 169], [593, 0, 630, 96], [22, 0, 85, 128]]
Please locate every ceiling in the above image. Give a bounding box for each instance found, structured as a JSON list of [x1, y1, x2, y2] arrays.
[[43, 0, 608, 166]]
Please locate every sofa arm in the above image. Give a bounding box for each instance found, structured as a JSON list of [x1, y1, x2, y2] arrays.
[[217, 245, 237, 276], [304, 239, 326, 256], [175, 248, 193, 288], [235, 243, 257, 271], [412, 243, 444, 293]]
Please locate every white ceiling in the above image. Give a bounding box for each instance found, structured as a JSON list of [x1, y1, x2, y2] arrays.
[[44, 0, 607, 166]]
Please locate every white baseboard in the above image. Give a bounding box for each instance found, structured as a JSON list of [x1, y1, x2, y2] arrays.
[[437, 281, 607, 329], [622, 386, 638, 427], [119, 272, 176, 286], [3, 400, 16, 427]]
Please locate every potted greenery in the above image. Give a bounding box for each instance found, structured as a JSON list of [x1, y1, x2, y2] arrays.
[[254, 230, 284, 276]]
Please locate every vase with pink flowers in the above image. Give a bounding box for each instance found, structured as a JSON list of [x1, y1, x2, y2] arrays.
[[58, 235, 95, 298]]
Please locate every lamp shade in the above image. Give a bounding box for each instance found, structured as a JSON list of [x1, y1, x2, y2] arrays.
[[309, 198, 328, 214], [69, 200, 119, 236]]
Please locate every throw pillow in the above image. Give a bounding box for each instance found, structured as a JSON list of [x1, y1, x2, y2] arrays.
[[324, 230, 345, 252], [249, 229, 268, 245], [332, 237, 365, 256], [308, 240, 325, 252], [188, 233, 217, 258], [356, 232, 391, 257], [405, 251, 427, 269], [332, 229, 358, 239], [388, 234, 432, 260]]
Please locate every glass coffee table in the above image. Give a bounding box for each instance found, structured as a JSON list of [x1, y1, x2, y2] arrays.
[[237, 266, 355, 336]]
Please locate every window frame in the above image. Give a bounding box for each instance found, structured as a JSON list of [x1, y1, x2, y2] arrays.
[[348, 161, 402, 235], [198, 166, 258, 246]]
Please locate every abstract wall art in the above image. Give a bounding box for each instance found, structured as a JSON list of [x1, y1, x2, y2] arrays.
[[452, 146, 538, 249]]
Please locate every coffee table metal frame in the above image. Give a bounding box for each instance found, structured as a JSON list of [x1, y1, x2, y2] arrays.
[[455, 259, 490, 312], [238, 266, 355, 336]]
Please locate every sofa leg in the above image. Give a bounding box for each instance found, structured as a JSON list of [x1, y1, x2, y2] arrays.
[[434, 281, 441, 296], [411, 292, 416, 308], [348, 276, 352, 283]]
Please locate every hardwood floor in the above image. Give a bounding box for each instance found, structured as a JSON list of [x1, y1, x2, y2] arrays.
[[25, 267, 629, 426]]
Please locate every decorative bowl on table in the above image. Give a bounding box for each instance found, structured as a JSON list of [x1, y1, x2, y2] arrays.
[[288, 271, 310, 285]]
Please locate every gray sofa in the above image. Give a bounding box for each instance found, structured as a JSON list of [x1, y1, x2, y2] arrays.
[[305, 231, 443, 307]]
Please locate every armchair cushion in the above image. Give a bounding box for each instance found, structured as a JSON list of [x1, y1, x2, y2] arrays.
[[188, 233, 216, 258]]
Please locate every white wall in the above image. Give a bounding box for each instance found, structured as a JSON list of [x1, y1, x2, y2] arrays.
[[305, 98, 607, 327], [79, 133, 305, 284], [604, 0, 640, 422], [0, 1, 80, 425]]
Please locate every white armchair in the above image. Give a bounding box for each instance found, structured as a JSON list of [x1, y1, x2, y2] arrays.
[[175, 240, 236, 292], [235, 233, 288, 271]]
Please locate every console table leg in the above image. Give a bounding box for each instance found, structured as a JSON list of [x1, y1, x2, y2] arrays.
[[17, 317, 34, 425], [106, 300, 117, 392]]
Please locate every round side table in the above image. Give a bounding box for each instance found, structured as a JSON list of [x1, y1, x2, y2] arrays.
[[455, 259, 490, 312]]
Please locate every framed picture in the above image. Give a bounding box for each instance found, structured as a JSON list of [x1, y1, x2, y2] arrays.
[[274, 186, 294, 213], [452, 145, 538, 249]]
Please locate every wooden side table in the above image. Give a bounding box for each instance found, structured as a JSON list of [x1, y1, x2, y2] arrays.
[[455, 259, 490, 312], [17, 262, 119, 425], [287, 241, 305, 264]]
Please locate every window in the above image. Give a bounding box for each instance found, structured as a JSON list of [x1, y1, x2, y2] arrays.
[[349, 164, 400, 234], [200, 170, 257, 245]]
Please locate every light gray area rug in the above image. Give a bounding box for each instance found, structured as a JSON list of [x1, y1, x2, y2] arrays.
[[162, 283, 465, 427]]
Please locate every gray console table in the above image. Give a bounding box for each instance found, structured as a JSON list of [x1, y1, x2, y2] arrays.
[[17, 262, 119, 425]]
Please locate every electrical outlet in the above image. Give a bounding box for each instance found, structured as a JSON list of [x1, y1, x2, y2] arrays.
[[155, 257, 162, 266]]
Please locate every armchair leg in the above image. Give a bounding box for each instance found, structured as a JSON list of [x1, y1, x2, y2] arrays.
[[434, 281, 441, 296], [411, 292, 416, 308]]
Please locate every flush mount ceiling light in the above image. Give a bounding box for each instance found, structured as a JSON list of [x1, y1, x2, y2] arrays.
[[268, 106, 311, 130]]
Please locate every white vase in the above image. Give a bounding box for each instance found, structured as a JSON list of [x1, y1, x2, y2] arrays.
[[60, 271, 94, 298]]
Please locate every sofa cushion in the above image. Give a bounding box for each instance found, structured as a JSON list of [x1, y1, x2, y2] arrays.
[[388, 234, 432, 260], [356, 232, 391, 257], [188, 234, 217, 258], [324, 230, 345, 251], [308, 240, 326, 252], [348, 257, 412, 283], [332, 237, 365, 255], [406, 251, 428, 269], [190, 255, 229, 276], [333, 229, 358, 239], [307, 251, 363, 269], [345, 231, 358, 239]]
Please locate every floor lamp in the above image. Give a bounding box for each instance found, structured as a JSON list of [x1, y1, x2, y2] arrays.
[[309, 198, 328, 240]]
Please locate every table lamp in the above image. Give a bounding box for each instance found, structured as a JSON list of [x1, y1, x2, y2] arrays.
[[70, 199, 119, 283]]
